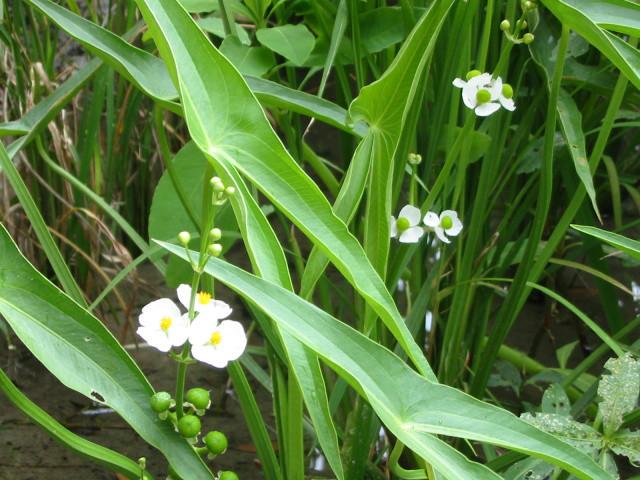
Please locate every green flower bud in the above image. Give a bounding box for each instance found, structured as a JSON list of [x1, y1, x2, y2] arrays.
[[524, 0, 535, 10], [441, 216, 453, 230], [150, 392, 172, 413], [209, 227, 222, 241], [408, 153, 422, 165], [210, 176, 225, 192], [225, 186, 236, 196], [178, 414, 201, 439], [178, 231, 191, 246], [186, 388, 211, 411], [476, 89, 492, 104], [396, 217, 410, 232], [523, 33, 534, 44], [204, 431, 228, 455], [501, 83, 514, 99], [207, 243, 223, 257], [500, 19, 511, 32], [465, 69, 482, 81], [219, 472, 239, 480]]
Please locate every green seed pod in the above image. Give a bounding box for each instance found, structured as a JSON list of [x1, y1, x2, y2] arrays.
[[219, 471, 239, 480], [186, 388, 211, 411], [501, 83, 514, 99], [150, 392, 172, 413], [204, 431, 228, 455], [178, 414, 201, 438]]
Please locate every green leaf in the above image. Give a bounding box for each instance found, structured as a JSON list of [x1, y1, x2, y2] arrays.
[[359, 7, 407, 53], [541, 384, 571, 415], [178, 0, 216, 13], [520, 413, 603, 457], [0, 368, 149, 479], [134, 0, 433, 379], [610, 431, 640, 464], [219, 36, 275, 77], [540, 0, 640, 89], [197, 16, 250, 44], [0, 225, 213, 479], [598, 353, 640, 436], [571, 225, 640, 260], [256, 24, 315, 65], [560, 0, 640, 37], [160, 243, 612, 480]]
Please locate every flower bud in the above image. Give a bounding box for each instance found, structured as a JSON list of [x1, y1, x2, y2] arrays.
[[224, 186, 236, 196], [501, 83, 514, 99], [204, 431, 228, 455], [207, 243, 223, 257], [523, 33, 535, 44], [219, 472, 239, 480], [178, 231, 191, 246], [210, 176, 225, 192], [209, 227, 222, 241], [178, 414, 201, 439], [150, 392, 172, 413], [500, 19, 511, 32], [524, 0, 535, 10], [408, 153, 422, 165], [186, 388, 211, 411], [465, 69, 482, 81]]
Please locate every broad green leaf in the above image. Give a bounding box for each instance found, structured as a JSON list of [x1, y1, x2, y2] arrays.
[[0, 368, 149, 479], [571, 225, 640, 260], [521, 413, 603, 457], [23, 0, 178, 103], [530, 18, 600, 219], [610, 431, 640, 464], [560, 0, 640, 37], [178, 0, 215, 13], [541, 0, 640, 89], [541, 384, 571, 415], [300, 1, 454, 297], [359, 7, 406, 53], [219, 36, 275, 77], [598, 353, 640, 436], [256, 24, 315, 65], [133, 0, 432, 379], [160, 243, 613, 480], [0, 226, 213, 479], [197, 16, 250, 44]]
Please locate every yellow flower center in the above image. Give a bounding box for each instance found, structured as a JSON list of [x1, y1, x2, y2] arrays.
[[198, 291, 212, 305], [160, 317, 173, 331], [210, 331, 222, 346], [441, 216, 453, 230]]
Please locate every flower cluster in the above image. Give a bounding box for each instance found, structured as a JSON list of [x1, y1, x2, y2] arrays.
[[137, 284, 247, 368], [391, 205, 463, 244], [453, 70, 515, 117]]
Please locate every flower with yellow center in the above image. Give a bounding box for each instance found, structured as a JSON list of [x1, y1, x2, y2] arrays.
[[177, 284, 232, 319], [189, 314, 247, 368], [390, 205, 424, 244], [136, 298, 189, 352], [452, 71, 515, 117], [423, 210, 463, 244]]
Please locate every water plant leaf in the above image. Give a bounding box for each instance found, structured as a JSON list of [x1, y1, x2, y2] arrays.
[[541, 384, 571, 416], [161, 242, 613, 480], [256, 24, 315, 65], [559, 0, 640, 37], [571, 225, 640, 260], [219, 36, 275, 77], [610, 431, 640, 464], [0, 225, 213, 479], [520, 413, 603, 457], [133, 0, 432, 379], [197, 16, 251, 44], [598, 353, 640, 436]]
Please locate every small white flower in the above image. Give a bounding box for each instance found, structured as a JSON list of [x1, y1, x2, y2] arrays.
[[136, 298, 189, 352], [390, 205, 424, 244], [189, 315, 247, 368], [452, 72, 515, 117], [424, 210, 463, 244], [177, 284, 232, 318]]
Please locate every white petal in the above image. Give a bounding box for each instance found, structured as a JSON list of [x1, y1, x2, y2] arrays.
[[446, 218, 463, 236], [452, 78, 466, 88], [423, 211, 440, 228], [177, 284, 192, 310], [461, 84, 478, 109], [167, 315, 190, 347], [488, 77, 502, 99], [209, 300, 232, 319], [137, 327, 172, 352], [191, 345, 230, 368], [217, 320, 247, 361], [434, 227, 450, 244], [390, 216, 398, 238], [499, 96, 516, 111], [469, 73, 492, 87], [399, 226, 424, 244], [398, 205, 421, 226], [188, 314, 217, 345], [141, 298, 180, 317], [474, 102, 501, 117]]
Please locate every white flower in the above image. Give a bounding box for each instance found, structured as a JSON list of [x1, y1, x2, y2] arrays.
[[424, 210, 463, 244], [188, 315, 247, 368], [452, 72, 515, 117], [136, 298, 189, 352], [177, 284, 232, 318], [390, 205, 424, 243]]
